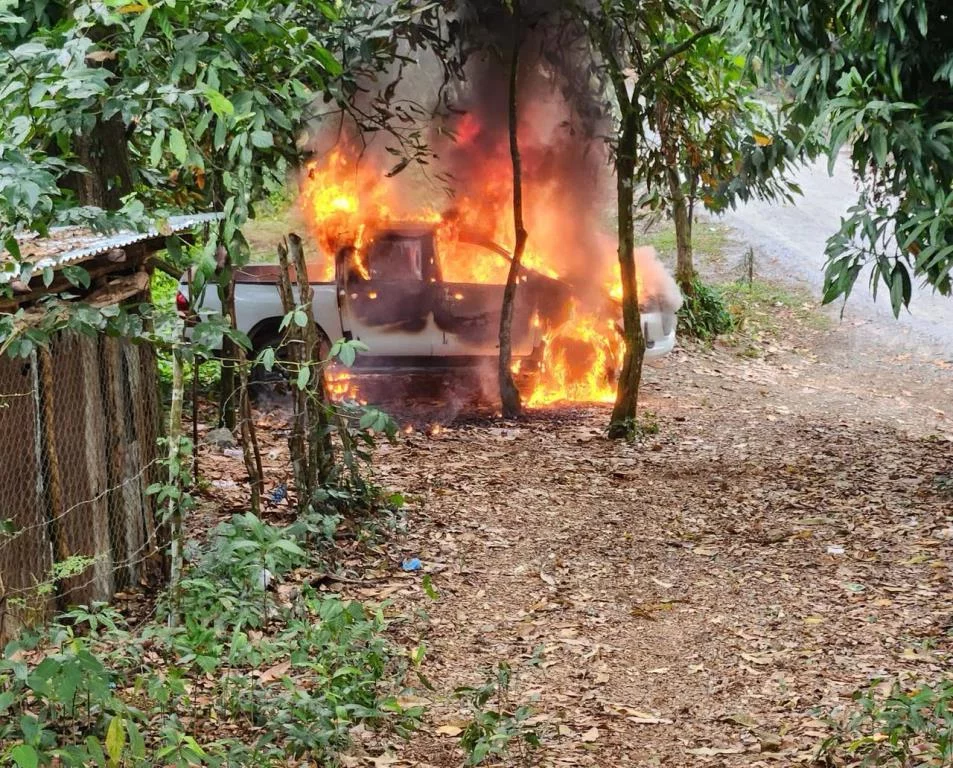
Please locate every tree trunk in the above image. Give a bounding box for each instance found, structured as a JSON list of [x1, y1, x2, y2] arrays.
[[209, 245, 262, 509], [37, 346, 70, 608], [498, 1, 525, 420], [276, 240, 311, 514], [235, 349, 263, 514], [67, 116, 134, 209], [217, 269, 237, 431], [288, 233, 334, 486], [608, 112, 646, 439], [166, 347, 184, 626], [656, 99, 694, 297], [61, 30, 134, 211], [668, 163, 695, 297]]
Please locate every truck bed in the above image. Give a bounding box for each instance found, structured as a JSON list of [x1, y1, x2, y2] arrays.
[[233, 263, 332, 285]]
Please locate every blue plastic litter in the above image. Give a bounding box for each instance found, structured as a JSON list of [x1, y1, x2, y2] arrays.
[[401, 558, 422, 572], [268, 482, 288, 504]]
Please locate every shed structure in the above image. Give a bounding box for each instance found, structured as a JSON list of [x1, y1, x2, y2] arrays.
[[0, 214, 218, 640]]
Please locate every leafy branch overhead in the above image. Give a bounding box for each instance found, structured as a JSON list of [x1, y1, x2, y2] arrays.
[[0, 0, 449, 276], [721, 0, 953, 315]]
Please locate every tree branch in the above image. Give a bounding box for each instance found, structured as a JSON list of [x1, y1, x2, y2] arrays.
[[641, 24, 718, 83]]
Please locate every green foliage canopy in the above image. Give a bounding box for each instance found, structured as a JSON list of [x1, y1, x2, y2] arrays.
[[721, 0, 953, 315], [0, 0, 445, 281], [630, 16, 806, 219]]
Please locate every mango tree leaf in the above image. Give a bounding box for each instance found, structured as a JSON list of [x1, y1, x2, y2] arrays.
[[149, 129, 165, 167], [202, 86, 233, 117], [106, 714, 126, 766], [313, 46, 342, 76], [10, 745, 39, 768], [250, 130, 273, 148], [132, 6, 153, 44], [169, 128, 188, 164]]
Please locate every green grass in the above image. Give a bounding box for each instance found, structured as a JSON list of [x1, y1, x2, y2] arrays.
[[640, 221, 733, 268], [718, 278, 831, 355]]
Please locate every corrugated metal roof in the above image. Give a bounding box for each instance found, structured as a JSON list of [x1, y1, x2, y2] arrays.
[[1, 212, 224, 285]]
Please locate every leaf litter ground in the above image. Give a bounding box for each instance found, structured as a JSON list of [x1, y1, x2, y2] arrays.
[[191, 292, 952, 767]]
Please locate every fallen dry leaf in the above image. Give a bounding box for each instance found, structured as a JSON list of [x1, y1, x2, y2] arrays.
[[580, 727, 600, 743], [628, 712, 673, 725], [257, 661, 291, 684], [687, 746, 745, 756], [722, 713, 758, 729]]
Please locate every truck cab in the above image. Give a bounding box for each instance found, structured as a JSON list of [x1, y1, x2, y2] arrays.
[[179, 223, 675, 384], [336, 225, 567, 367]]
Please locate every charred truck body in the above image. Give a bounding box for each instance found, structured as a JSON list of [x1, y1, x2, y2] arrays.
[[181, 224, 677, 392]]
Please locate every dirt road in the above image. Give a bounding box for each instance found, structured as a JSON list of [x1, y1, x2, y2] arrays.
[[715, 157, 953, 357]]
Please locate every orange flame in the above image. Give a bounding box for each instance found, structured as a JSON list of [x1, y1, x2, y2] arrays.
[[297, 136, 665, 406], [326, 368, 363, 403], [526, 304, 619, 406]]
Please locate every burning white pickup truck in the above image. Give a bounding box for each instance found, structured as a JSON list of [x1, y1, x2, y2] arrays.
[[180, 223, 678, 401]]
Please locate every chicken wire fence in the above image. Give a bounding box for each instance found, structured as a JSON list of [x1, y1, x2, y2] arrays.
[[0, 331, 164, 642]]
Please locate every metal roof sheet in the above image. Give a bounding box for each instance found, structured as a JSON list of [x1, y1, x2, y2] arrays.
[[1, 212, 224, 285]]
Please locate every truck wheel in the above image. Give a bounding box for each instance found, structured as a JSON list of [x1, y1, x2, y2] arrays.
[[248, 329, 331, 398]]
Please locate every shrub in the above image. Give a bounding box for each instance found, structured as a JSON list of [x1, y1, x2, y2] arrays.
[[818, 678, 953, 767], [0, 514, 418, 766], [677, 278, 735, 340]]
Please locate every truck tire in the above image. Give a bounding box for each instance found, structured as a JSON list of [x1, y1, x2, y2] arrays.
[[248, 324, 331, 398]]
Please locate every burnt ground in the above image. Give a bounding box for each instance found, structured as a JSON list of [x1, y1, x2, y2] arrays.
[[193, 281, 953, 767]]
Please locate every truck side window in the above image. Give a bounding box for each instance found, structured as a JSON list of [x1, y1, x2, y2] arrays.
[[367, 236, 424, 281]]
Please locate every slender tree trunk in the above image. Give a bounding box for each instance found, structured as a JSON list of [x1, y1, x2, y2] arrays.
[[188, 272, 200, 486], [288, 234, 334, 485], [210, 239, 262, 510], [236, 350, 264, 514], [499, 1, 525, 419], [668, 163, 694, 297], [276, 240, 311, 514], [218, 265, 263, 510], [218, 276, 237, 431], [657, 102, 694, 296], [67, 117, 134, 209], [37, 346, 70, 607], [166, 347, 184, 626], [608, 112, 646, 438]]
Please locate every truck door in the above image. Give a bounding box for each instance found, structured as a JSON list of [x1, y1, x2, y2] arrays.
[[339, 232, 437, 358], [434, 240, 536, 357]]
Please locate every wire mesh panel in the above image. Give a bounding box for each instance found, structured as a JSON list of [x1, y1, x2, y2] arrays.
[[0, 331, 163, 642], [0, 354, 53, 639]]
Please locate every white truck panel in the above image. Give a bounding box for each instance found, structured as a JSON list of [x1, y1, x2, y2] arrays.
[[186, 280, 344, 345], [180, 227, 678, 367]]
